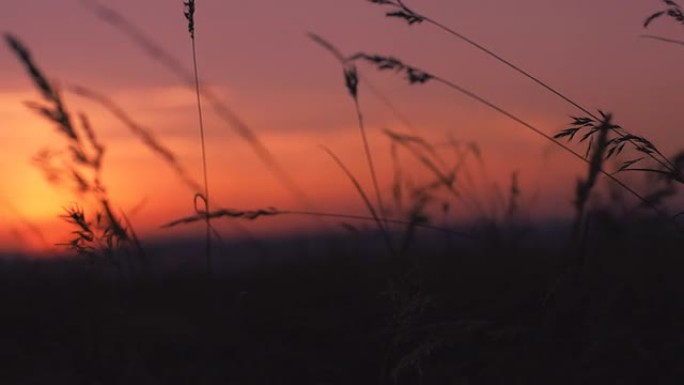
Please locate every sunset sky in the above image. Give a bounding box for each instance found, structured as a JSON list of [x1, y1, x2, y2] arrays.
[[1, 0, 683, 254]]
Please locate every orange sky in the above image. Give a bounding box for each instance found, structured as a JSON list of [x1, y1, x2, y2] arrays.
[[1, 0, 683, 254]]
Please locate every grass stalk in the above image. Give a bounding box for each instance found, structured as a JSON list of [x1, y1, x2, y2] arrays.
[[321, 146, 395, 253], [6, 34, 144, 272], [69, 85, 203, 193], [571, 113, 613, 276], [184, 0, 212, 275], [384, 129, 486, 218], [309, 34, 389, 233], [346, 52, 681, 230], [353, 88, 389, 234], [369, 0, 684, 184], [641, 34, 684, 47], [83, 0, 313, 210], [161, 206, 473, 240]]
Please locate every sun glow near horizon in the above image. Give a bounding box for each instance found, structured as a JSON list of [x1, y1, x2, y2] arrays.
[[0, 73, 657, 254]]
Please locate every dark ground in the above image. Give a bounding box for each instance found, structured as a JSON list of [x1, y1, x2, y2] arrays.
[[1, 220, 683, 384]]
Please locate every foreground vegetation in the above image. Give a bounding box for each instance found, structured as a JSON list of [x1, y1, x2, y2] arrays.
[[1, 220, 683, 384]]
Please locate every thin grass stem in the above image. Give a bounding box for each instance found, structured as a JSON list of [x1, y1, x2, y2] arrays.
[[161, 207, 473, 239], [184, 0, 212, 274], [349, 52, 680, 230], [321, 146, 394, 252], [83, 0, 313, 211], [371, 1, 682, 183], [353, 96, 389, 235], [308, 33, 390, 240], [641, 34, 684, 47]]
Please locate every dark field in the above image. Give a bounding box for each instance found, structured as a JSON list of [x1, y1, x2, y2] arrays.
[[2, 220, 683, 384]]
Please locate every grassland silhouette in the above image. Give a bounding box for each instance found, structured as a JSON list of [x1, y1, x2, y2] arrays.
[[1, 1, 684, 384]]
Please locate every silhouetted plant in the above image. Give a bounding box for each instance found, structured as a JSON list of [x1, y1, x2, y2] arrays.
[[59, 204, 136, 275], [310, 34, 390, 245], [555, 111, 684, 212], [645, 0, 684, 28], [383, 129, 491, 230], [322, 146, 395, 252], [183, 0, 213, 274], [341, 51, 673, 224], [368, 0, 684, 208], [82, 0, 312, 209], [639, 0, 684, 215], [5, 34, 144, 273], [368, 0, 425, 25], [568, 112, 615, 270], [162, 206, 472, 239], [70, 85, 202, 193]]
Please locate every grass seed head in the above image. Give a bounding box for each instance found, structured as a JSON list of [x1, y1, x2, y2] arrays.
[[183, 0, 196, 39]]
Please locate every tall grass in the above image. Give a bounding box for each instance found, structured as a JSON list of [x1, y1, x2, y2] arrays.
[[368, 0, 684, 186], [81, 0, 313, 210], [4, 34, 144, 275], [351, 2, 684, 379], [183, 0, 213, 275], [642, 0, 684, 45], [330, 50, 672, 231], [3, 2, 684, 384]]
